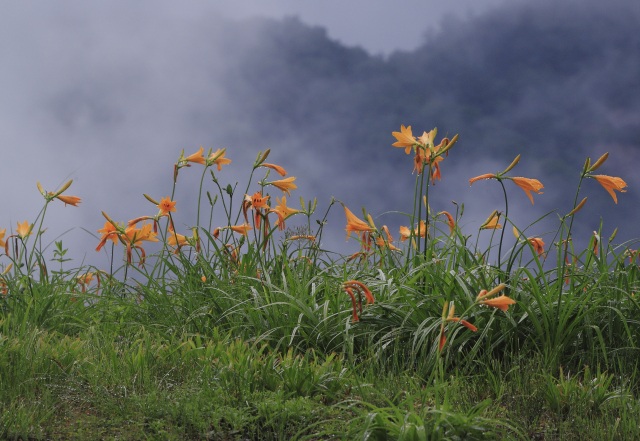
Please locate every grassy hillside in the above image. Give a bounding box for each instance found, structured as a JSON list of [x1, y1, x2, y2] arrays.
[[1, 127, 639, 440]]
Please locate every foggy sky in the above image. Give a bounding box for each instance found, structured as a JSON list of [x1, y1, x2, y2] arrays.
[[1, 0, 638, 268]]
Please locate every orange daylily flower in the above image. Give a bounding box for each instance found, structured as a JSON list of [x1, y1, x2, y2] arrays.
[[76, 272, 98, 293], [123, 223, 158, 265], [184, 146, 206, 165], [16, 221, 32, 238], [207, 148, 232, 171], [344, 205, 374, 240], [438, 211, 455, 234], [480, 211, 502, 230], [513, 227, 545, 256], [269, 196, 299, 230], [445, 304, 478, 332], [392, 124, 416, 154], [375, 225, 400, 251], [438, 302, 478, 352], [249, 192, 270, 210], [0, 228, 6, 248], [96, 220, 120, 251], [476, 284, 515, 312], [417, 128, 437, 147], [167, 227, 189, 249], [229, 223, 252, 236], [261, 163, 287, 176], [468, 173, 497, 186], [124, 223, 159, 246], [399, 220, 427, 241], [591, 175, 627, 204], [268, 177, 297, 196], [343, 280, 375, 322], [478, 295, 516, 312], [55, 194, 82, 207], [157, 197, 177, 215], [528, 237, 545, 256], [510, 177, 544, 205], [37, 180, 80, 206]]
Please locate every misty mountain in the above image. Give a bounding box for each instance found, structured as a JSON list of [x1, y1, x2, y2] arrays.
[[2, 0, 638, 264], [201, 0, 640, 248]]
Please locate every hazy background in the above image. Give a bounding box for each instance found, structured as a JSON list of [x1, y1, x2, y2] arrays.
[[1, 0, 638, 267]]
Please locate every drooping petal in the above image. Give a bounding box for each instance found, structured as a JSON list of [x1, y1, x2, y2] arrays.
[[510, 177, 544, 205], [592, 175, 627, 204]]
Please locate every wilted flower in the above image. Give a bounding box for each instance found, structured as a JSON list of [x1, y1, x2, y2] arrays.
[[528, 237, 545, 256], [342, 280, 374, 322]]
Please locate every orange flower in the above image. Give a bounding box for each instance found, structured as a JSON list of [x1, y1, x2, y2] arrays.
[[125, 223, 158, 246], [269, 196, 299, 230], [229, 223, 252, 236], [184, 147, 206, 165], [0, 228, 6, 248], [375, 225, 400, 251], [417, 128, 437, 147], [399, 221, 427, 241], [510, 177, 544, 205], [392, 124, 416, 154], [76, 272, 96, 293], [445, 303, 478, 331], [55, 194, 82, 207], [478, 295, 516, 312], [123, 223, 158, 265], [157, 197, 177, 215], [96, 220, 120, 251], [528, 237, 545, 256], [268, 177, 297, 196], [344, 205, 374, 240], [249, 191, 270, 210], [343, 280, 374, 323], [438, 211, 455, 234], [207, 148, 232, 171], [399, 225, 411, 242], [261, 163, 287, 176], [480, 211, 502, 230], [37, 180, 80, 206], [167, 228, 189, 249], [591, 175, 627, 204], [16, 221, 32, 238], [468, 173, 497, 186]]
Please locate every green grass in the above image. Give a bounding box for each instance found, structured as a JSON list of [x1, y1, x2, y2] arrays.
[[1, 134, 639, 440]]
